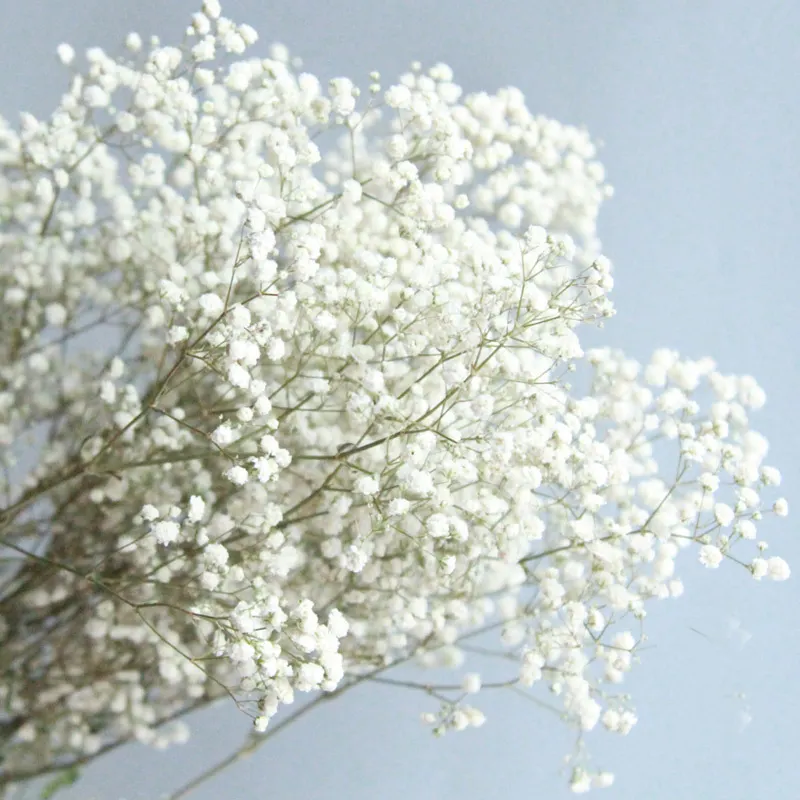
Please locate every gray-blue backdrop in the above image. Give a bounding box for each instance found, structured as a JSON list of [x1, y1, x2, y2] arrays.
[[1, 2, 797, 798]]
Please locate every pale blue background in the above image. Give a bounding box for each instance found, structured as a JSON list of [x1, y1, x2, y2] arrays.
[[1, 1, 798, 798]]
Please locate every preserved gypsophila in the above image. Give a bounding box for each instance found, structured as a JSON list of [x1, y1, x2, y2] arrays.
[[0, 2, 789, 794]]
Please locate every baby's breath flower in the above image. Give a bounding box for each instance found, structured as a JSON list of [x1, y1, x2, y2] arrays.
[[224, 465, 249, 485], [56, 43, 75, 65], [461, 673, 482, 694], [713, 503, 735, 527], [151, 520, 180, 546], [766, 556, 790, 581], [699, 545, 724, 569]]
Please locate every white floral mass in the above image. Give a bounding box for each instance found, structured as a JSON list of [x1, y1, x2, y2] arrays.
[[0, 1, 790, 795]]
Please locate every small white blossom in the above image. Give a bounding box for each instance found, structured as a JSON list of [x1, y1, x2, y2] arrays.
[[773, 498, 789, 517], [225, 465, 249, 485], [354, 476, 379, 496], [766, 556, 790, 581], [461, 673, 482, 694], [140, 504, 160, 522], [204, 543, 229, 570], [699, 545, 723, 569], [56, 43, 75, 65], [751, 558, 768, 580], [713, 503, 735, 527], [387, 498, 411, 516], [151, 520, 180, 546], [187, 496, 206, 523], [198, 293, 225, 316]]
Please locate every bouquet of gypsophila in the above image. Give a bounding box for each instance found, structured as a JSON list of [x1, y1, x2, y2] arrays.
[[0, 1, 789, 795]]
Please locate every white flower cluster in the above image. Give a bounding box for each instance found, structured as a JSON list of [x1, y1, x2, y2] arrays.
[[0, 2, 788, 793]]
